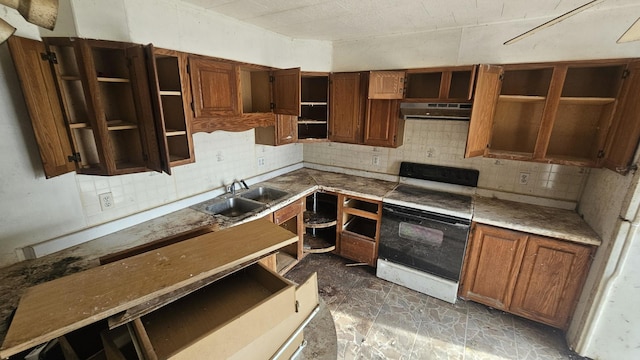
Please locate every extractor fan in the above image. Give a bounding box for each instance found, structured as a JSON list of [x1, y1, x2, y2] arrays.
[[0, 0, 59, 44], [505, 0, 640, 45]]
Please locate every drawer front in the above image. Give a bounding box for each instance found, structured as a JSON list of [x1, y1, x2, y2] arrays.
[[274, 199, 303, 225], [141, 263, 296, 359], [229, 272, 319, 359], [340, 232, 376, 265]]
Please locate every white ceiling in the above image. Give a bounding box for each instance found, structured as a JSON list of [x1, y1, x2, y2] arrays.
[[180, 0, 640, 42]]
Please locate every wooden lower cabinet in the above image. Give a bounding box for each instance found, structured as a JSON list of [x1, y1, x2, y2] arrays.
[[336, 194, 381, 266], [273, 198, 306, 274], [339, 232, 377, 265], [460, 223, 593, 329]]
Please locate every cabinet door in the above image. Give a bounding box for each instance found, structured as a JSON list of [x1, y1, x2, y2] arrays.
[[459, 223, 527, 310], [271, 68, 300, 116], [275, 114, 298, 145], [368, 71, 405, 99], [603, 60, 640, 173], [123, 44, 163, 174], [145, 46, 195, 174], [364, 99, 402, 147], [329, 72, 366, 143], [6, 36, 76, 178], [464, 65, 503, 158], [189, 57, 240, 117], [510, 236, 592, 329]]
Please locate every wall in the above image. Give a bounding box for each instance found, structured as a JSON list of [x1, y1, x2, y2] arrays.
[[305, 120, 589, 203], [0, 0, 330, 267], [332, 2, 640, 71]]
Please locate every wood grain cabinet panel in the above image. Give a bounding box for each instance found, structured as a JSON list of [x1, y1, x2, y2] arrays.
[[364, 99, 403, 148], [460, 223, 594, 329], [460, 224, 527, 310], [329, 72, 367, 143], [510, 235, 592, 329], [465, 59, 640, 172], [189, 57, 240, 118], [368, 71, 405, 99]]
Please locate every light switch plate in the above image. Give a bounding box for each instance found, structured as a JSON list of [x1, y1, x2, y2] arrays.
[[519, 172, 530, 185]]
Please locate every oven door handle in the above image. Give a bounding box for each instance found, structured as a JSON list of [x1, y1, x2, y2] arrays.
[[383, 206, 469, 228]]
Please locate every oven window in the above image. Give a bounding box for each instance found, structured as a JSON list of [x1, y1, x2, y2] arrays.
[[399, 222, 443, 247]]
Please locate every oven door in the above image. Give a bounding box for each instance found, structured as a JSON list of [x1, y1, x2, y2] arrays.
[[379, 203, 470, 282]]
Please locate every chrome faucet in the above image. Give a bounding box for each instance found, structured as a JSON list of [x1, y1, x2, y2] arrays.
[[227, 179, 249, 196]]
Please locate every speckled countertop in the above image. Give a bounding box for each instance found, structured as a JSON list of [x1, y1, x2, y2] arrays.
[[0, 167, 601, 347], [473, 197, 601, 246]]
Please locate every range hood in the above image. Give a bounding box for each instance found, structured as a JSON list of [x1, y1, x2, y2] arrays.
[[400, 103, 471, 121]]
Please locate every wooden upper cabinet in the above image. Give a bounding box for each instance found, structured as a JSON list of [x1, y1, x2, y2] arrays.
[[189, 57, 240, 118], [8, 36, 165, 177], [460, 224, 527, 310], [465, 60, 638, 169], [510, 235, 592, 329], [271, 68, 301, 116], [146, 46, 195, 174], [464, 64, 503, 158], [364, 100, 403, 148], [329, 72, 367, 143], [602, 60, 640, 174], [368, 71, 405, 99], [405, 66, 477, 102], [255, 114, 297, 146], [7, 36, 76, 178]]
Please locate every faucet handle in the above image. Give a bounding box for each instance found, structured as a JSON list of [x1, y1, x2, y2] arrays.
[[240, 179, 249, 189]]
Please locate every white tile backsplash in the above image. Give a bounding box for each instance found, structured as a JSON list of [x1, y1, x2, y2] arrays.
[[304, 120, 589, 202], [74, 129, 303, 227]]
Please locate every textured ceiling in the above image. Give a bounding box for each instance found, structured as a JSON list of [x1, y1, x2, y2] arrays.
[[179, 0, 639, 41]]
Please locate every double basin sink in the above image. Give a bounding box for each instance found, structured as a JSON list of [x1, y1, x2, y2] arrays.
[[200, 186, 290, 220]]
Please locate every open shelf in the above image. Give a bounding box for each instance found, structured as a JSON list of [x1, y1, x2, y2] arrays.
[[97, 77, 130, 83], [558, 97, 615, 105], [499, 95, 546, 102], [160, 90, 182, 96], [299, 74, 329, 140], [298, 120, 327, 125], [107, 120, 138, 130]]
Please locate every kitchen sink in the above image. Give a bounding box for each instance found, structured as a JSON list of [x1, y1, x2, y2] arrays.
[[239, 186, 289, 203], [205, 197, 263, 218]]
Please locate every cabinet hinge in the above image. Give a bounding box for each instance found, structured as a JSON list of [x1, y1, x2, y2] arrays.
[[40, 52, 58, 64], [143, 153, 149, 161], [67, 152, 81, 163], [393, 135, 397, 143], [499, 73, 504, 81], [186, 63, 190, 74], [270, 102, 275, 110], [269, 75, 275, 82], [622, 69, 630, 79], [597, 150, 605, 158]]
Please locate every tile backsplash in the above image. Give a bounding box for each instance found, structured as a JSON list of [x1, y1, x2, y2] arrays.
[[304, 120, 589, 202], [76, 130, 303, 227]]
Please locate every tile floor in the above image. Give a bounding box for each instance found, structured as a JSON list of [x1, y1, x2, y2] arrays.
[[285, 253, 588, 360]]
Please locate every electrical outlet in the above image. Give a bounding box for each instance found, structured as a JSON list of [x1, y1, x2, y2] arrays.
[[99, 192, 114, 211], [257, 157, 265, 167], [216, 151, 224, 162], [519, 172, 530, 185], [372, 155, 380, 166]]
